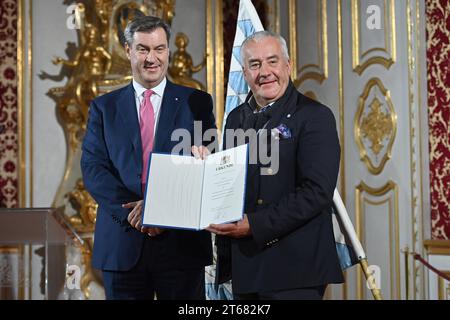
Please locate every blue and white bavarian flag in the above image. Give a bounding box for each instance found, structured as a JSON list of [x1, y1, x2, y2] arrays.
[[332, 190, 365, 269], [206, 0, 264, 300], [223, 0, 264, 129]]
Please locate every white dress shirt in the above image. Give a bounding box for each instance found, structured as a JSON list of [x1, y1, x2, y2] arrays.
[[132, 77, 167, 133]]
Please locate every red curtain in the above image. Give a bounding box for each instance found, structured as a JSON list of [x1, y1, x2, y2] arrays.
[[0, 0, 19, 208], [426, 0, 450, 239]]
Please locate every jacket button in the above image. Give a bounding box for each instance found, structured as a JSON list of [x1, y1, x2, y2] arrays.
[[257, 199, 263, 205], [137, 174, 142, 178]]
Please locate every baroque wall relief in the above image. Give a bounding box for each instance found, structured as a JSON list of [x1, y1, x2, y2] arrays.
[[354, 78, 397, 175], [351, 0, 397, 75]]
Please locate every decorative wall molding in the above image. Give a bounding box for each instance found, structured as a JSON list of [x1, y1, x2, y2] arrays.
[[292, 0, 328, 87], [354, 78, 397, 175], [351, 0, 397, 74], [356, 180, 400, 300]]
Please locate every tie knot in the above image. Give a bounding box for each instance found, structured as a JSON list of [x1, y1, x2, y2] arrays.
[[144, 89, 154, 99]]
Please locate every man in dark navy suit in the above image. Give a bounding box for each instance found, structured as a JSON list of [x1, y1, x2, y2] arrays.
[[81, 16, 215, 300], [207, 31, 344, 300]]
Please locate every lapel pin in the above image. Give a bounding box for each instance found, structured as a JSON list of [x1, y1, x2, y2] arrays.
[[287, 114, 291, 118]]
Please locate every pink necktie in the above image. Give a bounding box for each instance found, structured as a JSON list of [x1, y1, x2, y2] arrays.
[[140, 89, 155, 191]]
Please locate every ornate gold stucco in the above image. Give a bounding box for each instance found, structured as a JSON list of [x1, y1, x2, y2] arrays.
[[354, 78, 397, 175]]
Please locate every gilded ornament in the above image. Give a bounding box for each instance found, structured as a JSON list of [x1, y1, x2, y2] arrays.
[[354, 78, 397, 175]]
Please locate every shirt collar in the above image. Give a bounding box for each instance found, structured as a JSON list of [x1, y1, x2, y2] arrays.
[[245, 80, 295, 115], [132, 77, 167, 98], [248, 96, 275, 114]]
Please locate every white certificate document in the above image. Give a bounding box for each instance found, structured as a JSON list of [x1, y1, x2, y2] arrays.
[[142, 144, 248, 230]]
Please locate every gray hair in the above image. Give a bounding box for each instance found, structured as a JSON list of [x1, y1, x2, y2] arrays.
[[240, 30, 290, 63], [124, 16, 171, 46]]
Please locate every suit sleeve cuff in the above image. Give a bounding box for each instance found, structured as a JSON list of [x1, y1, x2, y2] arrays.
[[247, 211, 280, 249]]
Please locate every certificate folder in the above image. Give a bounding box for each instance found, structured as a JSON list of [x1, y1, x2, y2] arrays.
[[142, 144, 248, 230]]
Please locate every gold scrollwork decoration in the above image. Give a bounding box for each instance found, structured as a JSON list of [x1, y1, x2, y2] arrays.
[[79, 238, 102, 299], [108, 0, 176, 74], [351, 0, 396, 75], [354, 78, 397, 175], [292, 0, 328, 87], [168, 32, 206, 90], [66, 179, 98, 233], [51, 2, 113, 150], [361, 97, 393, 155], [157, 0, 176, 24], [355, 180, 400, 300]]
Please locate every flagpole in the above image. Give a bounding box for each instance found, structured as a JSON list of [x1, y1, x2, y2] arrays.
[[359, 259, 383, 300], [210, 0, 265, 300], [333, 190, 365, 259], [333, 190, 383, 300]]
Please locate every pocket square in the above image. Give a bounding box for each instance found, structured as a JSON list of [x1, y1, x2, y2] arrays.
[[271, 124, 292, 140]]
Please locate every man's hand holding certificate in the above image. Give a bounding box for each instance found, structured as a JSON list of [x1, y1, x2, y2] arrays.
[[141, 144, 248, 230]]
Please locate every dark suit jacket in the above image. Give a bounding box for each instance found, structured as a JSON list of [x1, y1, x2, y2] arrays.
[[217, 83, 344, 294], [81, 80, 215, 271]]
